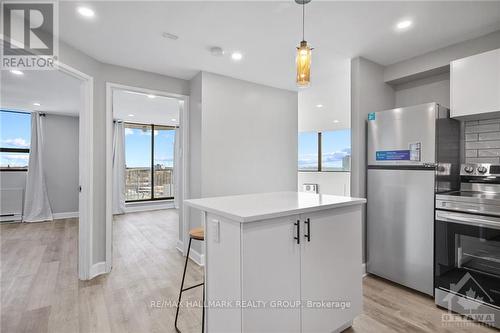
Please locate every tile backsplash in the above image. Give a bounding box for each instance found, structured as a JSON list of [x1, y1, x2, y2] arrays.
[[465, 118, 500, 164]]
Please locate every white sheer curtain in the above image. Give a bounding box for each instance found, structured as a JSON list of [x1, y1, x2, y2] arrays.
[[23, 112, 53, 222], [112, 121, 126, 214], [173, 128, 180, 209]]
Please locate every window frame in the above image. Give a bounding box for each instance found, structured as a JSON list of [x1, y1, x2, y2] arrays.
[[298, 130, 351, 173], [124, 122, 177, 202], [0, 110, 30, 172]]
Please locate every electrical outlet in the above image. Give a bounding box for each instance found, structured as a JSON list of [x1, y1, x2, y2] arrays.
[[211, 219, 220, 243]]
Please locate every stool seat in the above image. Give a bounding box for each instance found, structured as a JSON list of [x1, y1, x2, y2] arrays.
[[189, 227, 205, 241]]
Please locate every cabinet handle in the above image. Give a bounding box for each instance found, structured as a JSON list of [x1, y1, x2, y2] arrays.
[[304, 218, 311, 242], [294, 220, 300, 244]]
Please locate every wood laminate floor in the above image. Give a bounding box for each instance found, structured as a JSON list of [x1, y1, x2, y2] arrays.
[[1, 210, 496, 333]]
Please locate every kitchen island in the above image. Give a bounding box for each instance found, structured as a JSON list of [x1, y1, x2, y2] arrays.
[[185, 191, 366, 333]]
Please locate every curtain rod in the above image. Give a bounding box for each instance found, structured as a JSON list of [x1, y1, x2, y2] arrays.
[[1, 109, 46, 116], [114, 120, 179, 128]]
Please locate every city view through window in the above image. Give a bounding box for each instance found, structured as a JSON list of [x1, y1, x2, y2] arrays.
[[298, 129, 351, 172], [0, 110, 31, 170], [124, 123, 175, 201]]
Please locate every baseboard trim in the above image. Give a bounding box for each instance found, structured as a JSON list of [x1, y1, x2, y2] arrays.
[[176, 241, 205, 266], [362, 263, 367, 277], [89, 261, 107, 279], [53, 212, 79, 220], [124, 201, 174, 213]]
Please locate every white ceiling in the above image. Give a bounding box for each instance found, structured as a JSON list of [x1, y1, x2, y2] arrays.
[[1, 69, 82, 115], [59, 1, 500, 91], [113, 89, 180, 126]]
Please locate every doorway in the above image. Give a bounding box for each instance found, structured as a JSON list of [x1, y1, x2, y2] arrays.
[[105, 83, 189, 271], [0, 63, 94, 280]]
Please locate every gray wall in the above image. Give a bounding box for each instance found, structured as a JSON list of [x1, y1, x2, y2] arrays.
[[200, 72, 298, 197], [43, 114, 79, 214], [0, 114, 79, 216], [385, 30, 500, 83], [394, 73, 450, 109], [59, 41, 190, 264], [187, 72, 203, 245], [350, 57, 395, 262]]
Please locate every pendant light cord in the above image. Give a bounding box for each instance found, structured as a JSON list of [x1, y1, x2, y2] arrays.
[[302, 2, 305, 41]]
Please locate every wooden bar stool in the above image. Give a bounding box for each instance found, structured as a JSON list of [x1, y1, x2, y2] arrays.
[[175, 227, 205, 333]]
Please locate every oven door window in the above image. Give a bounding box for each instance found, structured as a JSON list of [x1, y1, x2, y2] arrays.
[[435, 219, 500, 307]]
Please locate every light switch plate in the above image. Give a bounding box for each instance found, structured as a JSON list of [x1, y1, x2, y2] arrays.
[[210, 219, 220, 243]]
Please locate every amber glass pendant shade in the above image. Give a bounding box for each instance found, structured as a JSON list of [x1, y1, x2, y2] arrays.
[[296, 40, 312, 87]]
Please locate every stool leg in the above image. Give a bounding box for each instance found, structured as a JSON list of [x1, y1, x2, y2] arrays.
[[175, 237, 192, 333], [202, 279, 205, 333]]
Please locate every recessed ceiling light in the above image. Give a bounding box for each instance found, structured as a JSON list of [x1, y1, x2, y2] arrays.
[[10, 69, 24, 75], [171, 118, 177, 122], [316, 104, 323, 108], [77, 6, 95, 18], [333, 120, 340, 123], [33, 102, 41, 106], [231, 52, 243, 61], [396, 19, 413, 30], [128, 114, 135, 117], [147, 94, 156, 99]]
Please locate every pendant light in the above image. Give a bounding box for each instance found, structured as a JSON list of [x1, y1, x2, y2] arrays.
[[296, 0, 312, 87]]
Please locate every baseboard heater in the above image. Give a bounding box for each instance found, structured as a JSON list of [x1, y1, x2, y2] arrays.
[[0, 188, 23, 222]]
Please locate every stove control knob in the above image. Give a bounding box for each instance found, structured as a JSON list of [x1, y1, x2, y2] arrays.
[[464, 165, 474, 173], [478, 166, 488, 174]]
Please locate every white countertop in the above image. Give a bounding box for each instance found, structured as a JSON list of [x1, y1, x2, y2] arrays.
[[184, 191, 366, 223]]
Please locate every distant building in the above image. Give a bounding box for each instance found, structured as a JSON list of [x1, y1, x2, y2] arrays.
[[342, 155, 351, 171]]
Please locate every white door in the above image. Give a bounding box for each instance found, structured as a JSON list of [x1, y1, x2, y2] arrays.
[[241, 215, 301, 333], [300, 207, 363, 333]]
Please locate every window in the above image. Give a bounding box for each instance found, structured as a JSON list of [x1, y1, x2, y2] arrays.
[[124, 123, 175, 202], [298, 132, 319, 171], [298, 129, 351, 172], [0, 110, 31, 171], [322, 129, 351, 172]]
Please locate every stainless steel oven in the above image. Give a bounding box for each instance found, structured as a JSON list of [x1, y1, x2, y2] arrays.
[[435, 164, 500, 328]]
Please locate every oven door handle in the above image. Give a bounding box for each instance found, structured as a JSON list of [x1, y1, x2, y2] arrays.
[[436, 211, 500, 230]]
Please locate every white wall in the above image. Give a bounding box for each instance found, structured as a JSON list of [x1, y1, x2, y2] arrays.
[[297, 57, 352, 196], [298, 172, 350, 196]]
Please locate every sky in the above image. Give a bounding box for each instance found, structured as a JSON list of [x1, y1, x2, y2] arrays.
[[125, 126, 175, 168], [298, 129, 351, 170], [0, 111, 31, 168]]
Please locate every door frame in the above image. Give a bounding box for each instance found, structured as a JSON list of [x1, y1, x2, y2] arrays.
[[56, 61, 94, 280], [105, 82, 190, 272]]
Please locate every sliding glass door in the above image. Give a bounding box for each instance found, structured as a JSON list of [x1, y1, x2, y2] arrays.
[[124, 123, 175, 202]]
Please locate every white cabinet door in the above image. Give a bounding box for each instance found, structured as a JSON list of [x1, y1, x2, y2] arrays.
[[300, 206, 363, 333], [241, 215, 301, 333], [451, 48, 500, 117]]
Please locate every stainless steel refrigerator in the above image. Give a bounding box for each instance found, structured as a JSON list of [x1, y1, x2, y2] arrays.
[[366, 103, 460, 295]]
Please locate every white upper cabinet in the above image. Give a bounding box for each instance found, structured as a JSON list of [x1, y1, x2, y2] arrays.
[[451, 48, 500, 118]]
